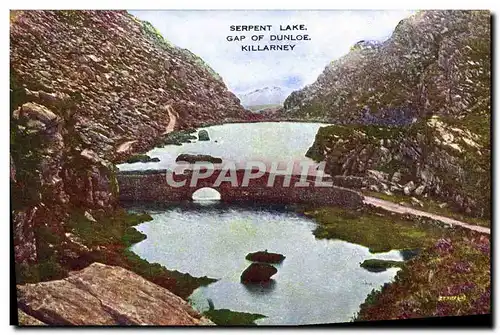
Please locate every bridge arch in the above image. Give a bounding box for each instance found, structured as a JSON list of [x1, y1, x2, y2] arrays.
[[192, 187, 221, 201]]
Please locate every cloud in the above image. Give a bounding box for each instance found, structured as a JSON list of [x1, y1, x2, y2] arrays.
[[129, 10, 413, 94]]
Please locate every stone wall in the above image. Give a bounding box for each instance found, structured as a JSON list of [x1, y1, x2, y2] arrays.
[[117, 170, 364, 208]]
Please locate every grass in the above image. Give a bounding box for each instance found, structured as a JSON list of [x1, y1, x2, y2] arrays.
[[203, 309, 266, 326], [360, 259, 405, 273], [120, 250, 216, 299], [155, 129, 197, 147], [15, 258, 68, 284], [125, 154, 159, 164], [304, 206, 445, 253], [364, 190, 491, 228], [66, 209, 152, 248], [16, 207, 217, 299], [64, 208, 217, 299], [355, 228, 490, 320]]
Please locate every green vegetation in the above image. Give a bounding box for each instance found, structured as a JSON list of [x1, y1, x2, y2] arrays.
[[15, 207, 216, 298], [66, 208, 216, 299], [134, 16, 222, 81], [360, 259, 405, 273], [356, 230, 490, 320], [307, 115, 490, 220], [203, 309, 266, 326], [15, 217, 70, 284], [120, 250, 216, 299], [139, 19, 173, 50], [155, 129, 197, 147], [306, 204, 489, 320], [305, 206, 445, 253], [15, 258, 68, 284], [67, 209, 152, 248], [125, 154, 160, 164]]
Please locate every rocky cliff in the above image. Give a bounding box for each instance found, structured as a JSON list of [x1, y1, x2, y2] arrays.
[[284, 10, 490, 123], [10, 9, 246, 298], [285, 10, 491, 218]]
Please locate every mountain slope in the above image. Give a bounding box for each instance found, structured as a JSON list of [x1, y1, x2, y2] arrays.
[[10, 10, 246, 267], [289, 10, 491, 218], [238, 86, 290, 108], [284, 10, 490, 124]]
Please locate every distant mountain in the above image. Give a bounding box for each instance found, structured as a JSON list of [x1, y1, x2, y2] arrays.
[[238, 86, 291, 108]]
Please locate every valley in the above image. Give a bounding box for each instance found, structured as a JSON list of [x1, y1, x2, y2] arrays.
[[10, 9, 491, 326]]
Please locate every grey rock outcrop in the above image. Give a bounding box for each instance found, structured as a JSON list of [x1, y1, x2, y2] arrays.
[[298, 11, 490, 218], [17, 263, 213, 326], [284, 11, 490, 124]]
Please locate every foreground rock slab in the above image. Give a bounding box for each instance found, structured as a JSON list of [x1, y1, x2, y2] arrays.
[[17, 263, 213, 326], [17, 309, 45, 326]]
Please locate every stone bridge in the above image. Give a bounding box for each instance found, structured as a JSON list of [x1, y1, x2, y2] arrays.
[[117, 169, 364, 208]]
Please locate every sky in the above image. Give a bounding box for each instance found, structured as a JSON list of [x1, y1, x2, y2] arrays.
[[129, 10, 413, 95]]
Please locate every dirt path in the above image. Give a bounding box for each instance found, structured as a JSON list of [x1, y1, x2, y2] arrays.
[[116, 140, 138, 153], [163, 105, 177, 135], [363, 196, 490, 234], [116, 105, 178, 153]]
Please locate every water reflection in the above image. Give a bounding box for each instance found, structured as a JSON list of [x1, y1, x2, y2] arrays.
[[128, 202, 403, 325], [242, 279, 277, 295]]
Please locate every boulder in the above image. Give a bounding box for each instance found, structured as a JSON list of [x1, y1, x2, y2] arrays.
[[410, 197, 424, 207], [17, 263, 213, 326], [245, 251, 285, 264], [366, 170, 389, 182], [240, 263, 277, 283], [391, 171, 402, 184], [84, 211, 97, 223], [403, 181, 416, 195], [390, 184, 402, 193], [198, 130, 210, 141], [13, 102, 60, 125], [414, 185, 425, 196]]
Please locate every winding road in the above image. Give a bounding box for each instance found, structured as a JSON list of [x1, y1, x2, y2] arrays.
[[363, 196, 490, 234], [117, 105, 178, 153]]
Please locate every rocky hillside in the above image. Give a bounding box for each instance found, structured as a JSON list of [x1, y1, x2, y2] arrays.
[[287, 10, 490, 218], [284, 10, 490, 123], [307, 115, 490, 217], [10, 10, 245, 274]]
